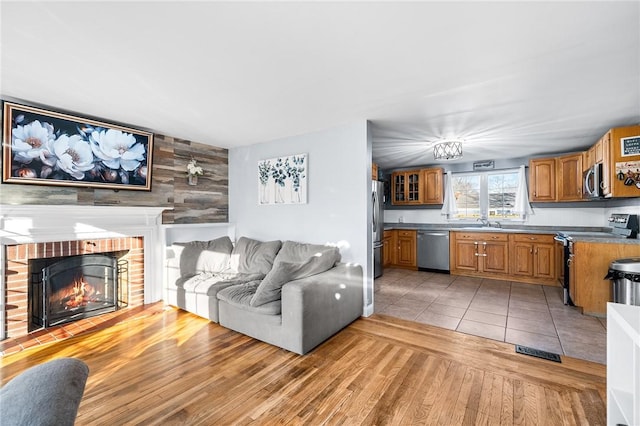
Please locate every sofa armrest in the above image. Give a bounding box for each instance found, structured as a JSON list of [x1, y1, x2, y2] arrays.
[[165, 245, 186, 288], [0, 358, 89, 426], [280, 263, 363, 354]]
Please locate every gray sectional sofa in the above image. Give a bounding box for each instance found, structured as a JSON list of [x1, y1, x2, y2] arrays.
[[165, 236, 363, 354]]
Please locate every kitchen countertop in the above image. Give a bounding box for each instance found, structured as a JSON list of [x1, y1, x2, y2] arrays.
[[384, 222, 640, 244]]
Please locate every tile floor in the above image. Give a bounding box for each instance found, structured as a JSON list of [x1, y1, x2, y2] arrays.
[[374, 268, 608, 364]]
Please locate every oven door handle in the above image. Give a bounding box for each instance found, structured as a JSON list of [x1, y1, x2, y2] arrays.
[[554, 235, 568, 245], [567, 254, 574, 267]]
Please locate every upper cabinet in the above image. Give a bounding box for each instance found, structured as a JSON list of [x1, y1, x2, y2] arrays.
[[392, 170, 423, 204], [602, 125, 640, 198], [391, 167, 443, 205], [423, 168, 444, 204], [529, 153, 584, 202], [581, 125, 640, 198], [556, 153, 583, 201], [372, 162, 379, 180], [529, 158, 556, 202]]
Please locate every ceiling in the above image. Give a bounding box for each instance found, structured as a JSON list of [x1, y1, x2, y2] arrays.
[[1, 2, 639, 171]]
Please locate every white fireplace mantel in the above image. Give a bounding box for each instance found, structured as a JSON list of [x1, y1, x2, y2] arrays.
[[0, 204, 168, 340], [0, 204, 166, 245]]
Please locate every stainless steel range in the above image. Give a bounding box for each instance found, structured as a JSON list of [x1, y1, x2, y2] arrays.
[[554, 213, 639, 305], [607, 213, 639, 239]]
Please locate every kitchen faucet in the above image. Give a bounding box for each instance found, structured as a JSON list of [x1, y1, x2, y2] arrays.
[[477, 217, 490, 226]]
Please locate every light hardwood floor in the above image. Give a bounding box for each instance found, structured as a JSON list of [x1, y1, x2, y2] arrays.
[[1, 305, 606, 425]]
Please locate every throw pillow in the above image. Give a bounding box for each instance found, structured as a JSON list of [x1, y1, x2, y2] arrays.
[[249, 261, 301, 307], [227, 237, 282, 275], [274, 240, 342, 265], [250, 243, 341, 307], [176, 236, 234, 275]]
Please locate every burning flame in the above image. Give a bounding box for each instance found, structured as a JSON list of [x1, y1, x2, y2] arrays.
[[53, 276, 101, 310]]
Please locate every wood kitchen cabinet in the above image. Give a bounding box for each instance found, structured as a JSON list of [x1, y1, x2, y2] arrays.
[[602, 125, 640, 198], [510, 234, 556, 284], [580, 124, 640, 198], [556, 153, 584, 201], [529, 158, 556, 202], [391, 168, 444, 205], [385, 229, 417, 269], [372, 162, 379, 180], [585, 145, 596, 170], [391, 170, 423, 205], [600, 131, 611, 196], [584, 140, 603, 171], [383, 230, 394, 267], [396, 230, 417, 268], [571, 241, 640, 316], [451, 231, 563, 285], [451, 232, 509, 276], [423, 168, 444, 204]]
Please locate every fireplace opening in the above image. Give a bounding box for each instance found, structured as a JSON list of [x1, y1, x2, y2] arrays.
[[30, 252, 128, 330]]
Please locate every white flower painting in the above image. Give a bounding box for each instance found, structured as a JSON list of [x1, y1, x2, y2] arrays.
[[2, 102, 153, 191], [258, 153, 307, 205]]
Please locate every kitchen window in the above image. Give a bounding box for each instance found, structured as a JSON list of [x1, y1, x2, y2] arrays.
[[450, 169, 521, 221]]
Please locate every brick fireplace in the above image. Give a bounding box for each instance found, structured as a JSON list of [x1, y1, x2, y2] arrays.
[[4, 236, 144, 338], [1, 205, 166, 341]]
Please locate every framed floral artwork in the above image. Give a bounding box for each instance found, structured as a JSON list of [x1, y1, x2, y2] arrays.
[[2, 101, 154, 191], [258, 153, 307, 204]]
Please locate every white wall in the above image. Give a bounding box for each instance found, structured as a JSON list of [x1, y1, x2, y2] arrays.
[[229, 121, 371, 314], [604, 200, 640, 225]]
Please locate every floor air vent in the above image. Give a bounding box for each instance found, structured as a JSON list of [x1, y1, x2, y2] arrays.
[[515, 345, 562, 363]]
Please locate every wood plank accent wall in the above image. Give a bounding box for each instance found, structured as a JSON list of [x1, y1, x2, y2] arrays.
[[0, 131, 228, 224], [162, 136, 228, 224]]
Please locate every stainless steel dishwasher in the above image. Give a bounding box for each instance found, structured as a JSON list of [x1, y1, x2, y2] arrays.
[[417, 230, 450, 272]]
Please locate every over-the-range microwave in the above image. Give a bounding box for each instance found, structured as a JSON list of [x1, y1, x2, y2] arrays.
[[583, 163, 604, 199]]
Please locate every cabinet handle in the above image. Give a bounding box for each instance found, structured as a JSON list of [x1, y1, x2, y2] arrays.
[[477, 241, 488, 257], [530, 248, 533, 254]]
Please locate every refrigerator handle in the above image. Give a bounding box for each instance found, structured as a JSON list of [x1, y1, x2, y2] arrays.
[[372, 190, 378, 231]]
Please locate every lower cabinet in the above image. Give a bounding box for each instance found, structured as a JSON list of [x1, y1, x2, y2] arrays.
[[571, 241, 640, 315], [509, 234, 556, 284], [451, 232, 509, 276], [385, 229, 417, 269], [382, 230, 394, 267], [451, 231, 558, 285]]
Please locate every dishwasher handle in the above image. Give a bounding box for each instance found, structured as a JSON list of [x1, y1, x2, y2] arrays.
[[417, 232, 449, 237]]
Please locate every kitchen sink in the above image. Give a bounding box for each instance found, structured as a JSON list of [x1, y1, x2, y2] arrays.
[[459, 226, 503, 230], [457, 227, 529, 232]]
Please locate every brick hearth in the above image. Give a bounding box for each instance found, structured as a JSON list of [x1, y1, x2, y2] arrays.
[[4, 237, 144, 339]]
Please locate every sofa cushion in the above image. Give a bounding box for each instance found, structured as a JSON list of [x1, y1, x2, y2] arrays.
[[217, 281, 282, 315], [178, 272, 265, 295], [174, 236, 234, 275], [227, 237, 282, 276], [249, 241, 342, 307]]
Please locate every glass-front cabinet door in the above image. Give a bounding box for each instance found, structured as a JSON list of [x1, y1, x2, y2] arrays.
[[392, 170, 423, 205], [393, 173, 405, 202], [407, 172, 420, 201]]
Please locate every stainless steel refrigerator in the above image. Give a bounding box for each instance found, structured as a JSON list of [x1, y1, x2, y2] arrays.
[[372, 180, 384, 278]]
